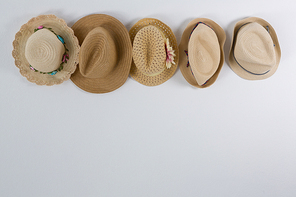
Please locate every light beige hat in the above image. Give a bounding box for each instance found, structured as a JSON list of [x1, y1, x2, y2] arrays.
[[229, 17, 281, 80], [179, 18, 226, 88], [12, 15, 80, 85], [70, 14, 132, 93], [129, 18, 179, 86]]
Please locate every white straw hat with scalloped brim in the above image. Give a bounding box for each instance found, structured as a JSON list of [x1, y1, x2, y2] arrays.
[[179, 18, 226, 88], [229, 17, 281, 80], [12, 15, 80, 85], [70, 14, 132, 93], [129, 18, 179, 86]]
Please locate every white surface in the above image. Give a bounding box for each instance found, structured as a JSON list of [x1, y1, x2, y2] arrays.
[[1, 0, 296, 196]]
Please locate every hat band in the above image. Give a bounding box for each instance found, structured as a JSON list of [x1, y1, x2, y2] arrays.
[[232, 23, 274, 76], [189, 22, 214, 39], [232, 51, 271, 76], [184, 50, 209, 86], [29, 26, 69, 75], [141, 67, 165, 77]]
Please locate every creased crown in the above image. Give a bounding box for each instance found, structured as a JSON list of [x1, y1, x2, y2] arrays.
[[79, 27, 117, 79], [234, 22, 276, 74], [188, 24, 220, 85], [132, 25, 166, 76]]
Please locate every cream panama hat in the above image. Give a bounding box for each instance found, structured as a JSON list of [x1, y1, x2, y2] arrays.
[[12, 15, 80, 85], [129, 18, 179, 86], [179, 18, 226, 88], [229, 17, 281, 80]]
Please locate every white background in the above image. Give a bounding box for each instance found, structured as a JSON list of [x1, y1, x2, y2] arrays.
[[1, 0, 296, 196]]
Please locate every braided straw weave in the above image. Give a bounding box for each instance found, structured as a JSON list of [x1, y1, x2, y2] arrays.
[[130, 18, 179, 86], [12, 15, 80, 85]]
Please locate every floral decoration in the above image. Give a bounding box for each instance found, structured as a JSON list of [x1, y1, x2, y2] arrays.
[[165, 38, 176, 69]]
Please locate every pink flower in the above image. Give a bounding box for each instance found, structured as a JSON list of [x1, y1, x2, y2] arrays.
[[37, 26, 44, 29], [165, 38, 176, 69], [62, 54, 69, 63]]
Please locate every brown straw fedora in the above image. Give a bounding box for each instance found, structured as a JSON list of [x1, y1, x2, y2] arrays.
[[229, 17, 281, 80], [129, 18, 179, 86], [70, 14, 132, 93], [12, 15, 80, 85], [179, 18, 226, 88]]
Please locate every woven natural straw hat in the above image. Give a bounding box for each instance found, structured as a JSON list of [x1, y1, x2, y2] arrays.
[[12, 15, 80, 85], [70, 14, 132, 93], [229, 17, 281, 80], [129, 18, 179, 86], [179, 18, 226, 88]]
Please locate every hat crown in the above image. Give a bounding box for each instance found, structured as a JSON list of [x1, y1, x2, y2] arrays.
[[79, 27, 117, 79], [132, 25, 166, 76], [188, 24, 220, 85], [234, 22, 276, 74], [25, 29, 64, 72]]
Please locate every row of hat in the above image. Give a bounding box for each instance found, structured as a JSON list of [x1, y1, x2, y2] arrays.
[[12, 14, 281, 93]]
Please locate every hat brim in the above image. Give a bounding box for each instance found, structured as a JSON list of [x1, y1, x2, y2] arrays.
[[70, 14, 132, 93], [12, 15, 80, 86], [179, 18, 226, 88], [228, 17, 281, 80], [129, 18, 179, 86]]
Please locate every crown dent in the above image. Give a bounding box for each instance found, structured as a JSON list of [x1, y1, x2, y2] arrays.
[[132, 25, 166, 76], [79, 27, 117, 79], [234, 22, 276, 74]]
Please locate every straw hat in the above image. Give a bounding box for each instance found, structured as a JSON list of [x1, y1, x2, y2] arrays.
[[179, 18, 226, 88], [12, 15, 80, 85], [229, 17, 281, 80], [70, 14, 132, 93], [129, 18, 179, 86]]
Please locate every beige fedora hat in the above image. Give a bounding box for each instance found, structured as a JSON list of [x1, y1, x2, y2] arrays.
[[12, 15, 80, 85], [229, 17, 281, 80], [129, 18, 179, 86], [70, 14, 132, 93], [179, 18, 226, 88]]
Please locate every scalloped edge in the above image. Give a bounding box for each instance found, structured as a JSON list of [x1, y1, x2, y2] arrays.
[[12, 14, 80, 86]]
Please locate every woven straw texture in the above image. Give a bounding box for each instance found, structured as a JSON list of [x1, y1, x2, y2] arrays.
[[188, 24, 220, 86], [25, 29, 64, 72], [132, 26, 166, 76], [71, 14, 132, 93], [228, 17, 281, 80], [129, 18, 179, 86], [12, 15, 80, 86], [179, 18, 226, 88]]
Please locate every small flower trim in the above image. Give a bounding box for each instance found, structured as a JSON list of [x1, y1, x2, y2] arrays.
[[29, 63, 63, 75], [165, 38, 176, 69], [29, 25, 69, 75]]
